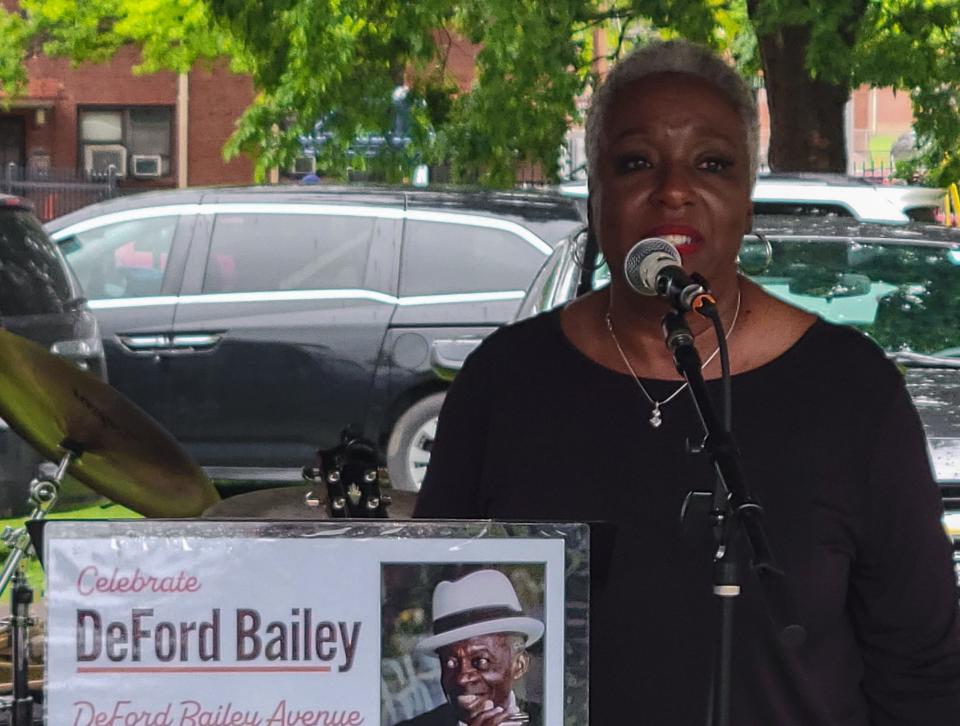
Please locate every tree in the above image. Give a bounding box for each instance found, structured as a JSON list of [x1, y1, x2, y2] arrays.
[[741, 0, 960, 183], [2, 0, 959, 186], [616, 1, 960, 182], [854, 1, 960, 187], [745, 0, 862, 173], [16, 0, 238, 72], [209, 0, 600, 185]]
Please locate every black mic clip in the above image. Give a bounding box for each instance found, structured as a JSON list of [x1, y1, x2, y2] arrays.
[[658, 270, 717, 315], [688, 273, 716, 316]]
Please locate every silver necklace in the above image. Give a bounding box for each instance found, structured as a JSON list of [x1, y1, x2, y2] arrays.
[[605, 287, 741, 429]]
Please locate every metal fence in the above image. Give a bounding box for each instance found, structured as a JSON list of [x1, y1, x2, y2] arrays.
[[851, 158, 897, 182], [756, 158, 899, 183], [1, 163, 118, 222]]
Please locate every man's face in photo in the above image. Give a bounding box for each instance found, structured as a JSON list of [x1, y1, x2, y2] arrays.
[[437, 633, 527, 720]]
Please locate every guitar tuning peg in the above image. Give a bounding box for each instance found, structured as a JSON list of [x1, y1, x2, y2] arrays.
[[363, 469, 377, 484], [301, 466, 322, 482], [366, 497, 380, 510], [326, 470, 341, 484]]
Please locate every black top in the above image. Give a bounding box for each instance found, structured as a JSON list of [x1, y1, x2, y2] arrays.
[[415, 309, 960, 725]]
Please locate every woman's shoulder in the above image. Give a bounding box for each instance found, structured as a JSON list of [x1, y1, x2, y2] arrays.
[[766, 315, 903, 396], [804, 316, 891, 357], [744, 281, 894, 376], [810, 319, 894, 371]]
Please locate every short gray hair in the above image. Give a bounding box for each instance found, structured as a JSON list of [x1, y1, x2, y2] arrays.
[[584, 39, 760, 185]]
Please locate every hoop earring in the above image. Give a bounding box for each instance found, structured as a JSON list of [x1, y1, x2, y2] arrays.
[[737, 231, 772, 275]]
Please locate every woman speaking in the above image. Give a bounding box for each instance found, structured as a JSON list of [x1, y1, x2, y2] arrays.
[[415, 39, 960, 725]]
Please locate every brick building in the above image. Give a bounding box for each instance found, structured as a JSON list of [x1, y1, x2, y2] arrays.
[[0, 43, 255, 199]]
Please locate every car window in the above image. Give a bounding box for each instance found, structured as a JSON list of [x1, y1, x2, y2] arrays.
[[400, 220, 545, 296], [203, 213, 374, 294], [573, 233, 960, 357], [753, 236, 960, 356], [58, 215, 179, 300], [0, 209, 75, 315], [905, 206, 939, 224]]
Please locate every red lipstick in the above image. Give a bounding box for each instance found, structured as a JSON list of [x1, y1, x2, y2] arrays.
[[639, 225, 705, 257]]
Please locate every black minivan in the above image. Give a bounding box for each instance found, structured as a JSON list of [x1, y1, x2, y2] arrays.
[[0, 195, 107, 516], [46, 186, 584, 491]]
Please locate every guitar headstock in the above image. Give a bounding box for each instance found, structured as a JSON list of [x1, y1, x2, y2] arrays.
[[303, 430, 390, 518]]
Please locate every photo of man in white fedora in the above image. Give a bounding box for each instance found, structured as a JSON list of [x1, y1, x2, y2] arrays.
[[394, 569, 544, 726]]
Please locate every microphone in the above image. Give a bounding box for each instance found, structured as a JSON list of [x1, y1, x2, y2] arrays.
[[623, 238, 715, 313]]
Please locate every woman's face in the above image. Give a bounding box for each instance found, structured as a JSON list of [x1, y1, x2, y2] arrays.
[[591, 72, 753, 294]]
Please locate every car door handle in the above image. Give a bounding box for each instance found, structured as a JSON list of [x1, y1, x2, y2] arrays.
[[430, 337, 484, 381], [164, 333, 224, 353], [118, 333, 222, 355], [118, 335, 172, 353]]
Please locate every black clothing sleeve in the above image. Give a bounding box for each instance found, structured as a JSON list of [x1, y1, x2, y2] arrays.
[[852, 382, 960, 724]]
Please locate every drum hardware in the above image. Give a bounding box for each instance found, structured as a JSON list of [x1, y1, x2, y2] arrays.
[[0, 447, 77, 725], [3, 571, 35, 725], [0, 447, 75, 595]]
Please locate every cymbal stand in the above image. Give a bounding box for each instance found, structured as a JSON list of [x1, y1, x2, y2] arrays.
[[0, 447, 76, 725]]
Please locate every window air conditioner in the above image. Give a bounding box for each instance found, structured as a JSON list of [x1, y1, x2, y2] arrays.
[[292, 155, 317, 174], [131, 155, 163, 178], [84, 145, 127, 178]]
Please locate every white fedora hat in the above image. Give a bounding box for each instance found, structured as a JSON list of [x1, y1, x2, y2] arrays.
[[416, 569, 544, 653]]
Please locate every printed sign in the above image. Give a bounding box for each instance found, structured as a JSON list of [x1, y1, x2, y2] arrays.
[[43, 520, 588, 726]]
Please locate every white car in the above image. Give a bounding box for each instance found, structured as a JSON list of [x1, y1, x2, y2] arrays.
[[559, 174, 944, 225]]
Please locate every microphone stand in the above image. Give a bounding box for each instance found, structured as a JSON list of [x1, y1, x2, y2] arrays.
[[661, 309, 806, 726]]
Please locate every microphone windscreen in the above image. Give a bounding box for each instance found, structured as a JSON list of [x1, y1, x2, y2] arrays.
[[624, 238, 681, 295]]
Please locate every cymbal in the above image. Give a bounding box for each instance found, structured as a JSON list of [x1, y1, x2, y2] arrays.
[[203, 484, 417, 520], [0, 329, 219, 517]]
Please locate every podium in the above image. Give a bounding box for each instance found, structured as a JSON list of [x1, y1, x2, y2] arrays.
[[39, 519, 590, 726]]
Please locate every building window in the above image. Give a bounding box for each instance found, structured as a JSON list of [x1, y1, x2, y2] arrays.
[[78, 107, 173, 179]]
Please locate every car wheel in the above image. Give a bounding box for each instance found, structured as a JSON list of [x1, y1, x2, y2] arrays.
[[386, 392, 445, 493]]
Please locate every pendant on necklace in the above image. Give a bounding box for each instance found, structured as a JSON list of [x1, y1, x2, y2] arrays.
[[649, 405, 663, 429]]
